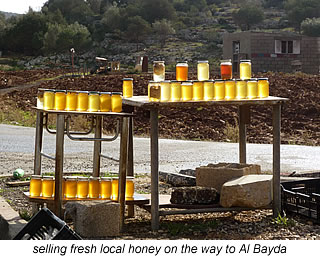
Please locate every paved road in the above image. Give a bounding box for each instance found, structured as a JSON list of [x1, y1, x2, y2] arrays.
[[1, 124, 320, 175]]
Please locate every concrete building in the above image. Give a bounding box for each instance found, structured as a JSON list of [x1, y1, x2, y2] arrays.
[[223, 31, 320, 75]]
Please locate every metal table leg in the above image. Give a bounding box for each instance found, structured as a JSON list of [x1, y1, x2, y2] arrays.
[[272, 104, 281, 217], [34, 111, 44, 176], [54, 114, 65, 219], [150, 108, 159, 231]]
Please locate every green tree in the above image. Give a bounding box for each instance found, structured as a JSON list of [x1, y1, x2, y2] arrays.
[[284, 0, 320, 32], [140, 0, 176, 23], [101, 5, 123, 32], [301, 17, 320, 37], [232, 5, 264, 31], [152, 19, 175, 48], [126, 15, 151, 50]]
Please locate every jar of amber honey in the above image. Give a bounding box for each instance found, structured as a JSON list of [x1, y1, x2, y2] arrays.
[[77, 91, 89, 111], [42, 176, 54, 198], [100, 177, 112, 199], [122, 78, 133, 98], [170, 80, 181, 102], [176, 62, 188, 81], [65, 176, 77, 198], [77, 176, 89, 198], [203, 80, 214, 101], [214, 80, 225, 100], [192, 81, 204, 101], [111, 92, 122, 112], [88, 177, 100, 198], [54, 90, 66, 111], [225, 79, 236, 100], [65, 91, 77, 111], [43, 90, 55, 110], [88, 91, 100, 112], [126, 176, 135, 199], [235, 79, 247, 99], [100, 92, 111, 112], [111, 177, 119, 200], [197, 61, 209, 81], [220, 59, 232, 80], [258, 78, 269, 98], [247, 78, 258, 99], [181, 82, 193, 101], [29, 175, 42, 197]]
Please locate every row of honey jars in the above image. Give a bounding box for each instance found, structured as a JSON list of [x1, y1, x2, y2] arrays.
[[29, 175, 135, 200], [39, 89, 122, 112], [148, 78, 269, 102]]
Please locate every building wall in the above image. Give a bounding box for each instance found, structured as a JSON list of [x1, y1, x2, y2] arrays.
[[223, 32, 320, 74]]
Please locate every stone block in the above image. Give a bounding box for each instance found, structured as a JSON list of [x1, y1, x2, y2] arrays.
[[170, 186, 218, 205], [220, 174, 273, 208], [65, 201, 120, 238], [196, 163, 261, 193]]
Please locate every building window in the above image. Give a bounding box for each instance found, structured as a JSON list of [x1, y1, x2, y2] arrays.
[[275, 40, 300, 54]]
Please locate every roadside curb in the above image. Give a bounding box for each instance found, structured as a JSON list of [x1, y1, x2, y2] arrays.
[[0, 196, 27, 240]]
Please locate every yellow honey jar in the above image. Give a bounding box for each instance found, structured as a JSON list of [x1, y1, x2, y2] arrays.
[[65, 176, 77, 198], [203, 80, 214, 101], [29, 175, 42, 197], [192, 81, 204, 101], [258, 78, 269, 98], [111, 177, 119, 200], [100, 92, 111, 112], [54, 90, 66, 111], [160, 80, 171, 102], [235, 79, 247, 99], [41, 176, 54, 198], [100, 177, 112, 199], [88, 177, 100, 199], [65, 91, 78, 111], [197, 60, 209, 81], [247, 79, 258, 99], [88, 91, 100, 112], [170, 80, 181, 102], [77, 91, 89, 111], [239, 60, 252, 80], [77, 176, 89, 198], [225, 79, 236, 100], [148, 81, 161, 102], [122, 78, 133, 98], [126, 176, 135, 198], [214, 80, 225, 100], [181, 82, 193, 101], [43, 90, 55, 110], [111, 92, 122, 112]]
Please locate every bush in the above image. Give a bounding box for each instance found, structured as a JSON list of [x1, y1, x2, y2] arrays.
[[301, 17, 320, 37]]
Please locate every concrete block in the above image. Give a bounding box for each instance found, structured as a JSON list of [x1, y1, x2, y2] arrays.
[[220, 174, 273, 208], [196, 163, 261, 193], [65, 201, 120, 238]]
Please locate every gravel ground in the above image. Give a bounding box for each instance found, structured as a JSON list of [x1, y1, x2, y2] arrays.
[[1, 175, 320, 240]]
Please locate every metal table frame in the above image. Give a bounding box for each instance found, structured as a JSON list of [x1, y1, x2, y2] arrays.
[[33, 108, 134, 231], [123, 96, 288, 231]]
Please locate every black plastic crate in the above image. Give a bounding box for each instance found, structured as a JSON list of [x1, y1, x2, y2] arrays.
[[13, 208, 81, 240], [281, 179, 320, 223]]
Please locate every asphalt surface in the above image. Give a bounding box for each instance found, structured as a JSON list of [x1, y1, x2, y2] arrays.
[[1, 124, 320, 175]]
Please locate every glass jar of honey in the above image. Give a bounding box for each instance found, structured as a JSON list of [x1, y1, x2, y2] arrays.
[[111, 92, 122, 112], [100, 92, 112, 112], [235, 79, 247, 99], [77, 176, 89, 198], [176, 62, 188, 81], [153, 61, 165, 81], [214, 80, 225, 100], [192, 81, 204, 101], [170, 80, 181, 102], [126, 176, 135, 199], [197, 61, 209, 81], [65, 91, 77, 111], [88, 91, 100, 112], [148, 82, 161, 102], [100, 177, 112, 199], [29, 175, 42, 197], [225, 79, 236, 100], [122, 78, 133, 98], [54, 90, 66, 111], [203, 80, 214, 101], [111, 177, 119, 200], [220, 59, 232, 80], [65, 176, 77, 198], [258, 78, 269, 98], [239, 60, 252, 80], [37, 89, 45, 109], [42, 175, 54, 198], [77, 91, 89, 111], [43, 90, 55, 110], [160, 80, 171, 102], [247, 78, 258, 99], [88, 177, 100, 198], [181, 82, 193, 101]]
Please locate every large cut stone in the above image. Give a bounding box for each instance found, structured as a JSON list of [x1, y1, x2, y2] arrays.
[[220, 174, 273, 208], [65, 201, 120, 238], [159, 171, 196, 186], [170, 186, 218, 205], [196, 163, 261, 193]]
